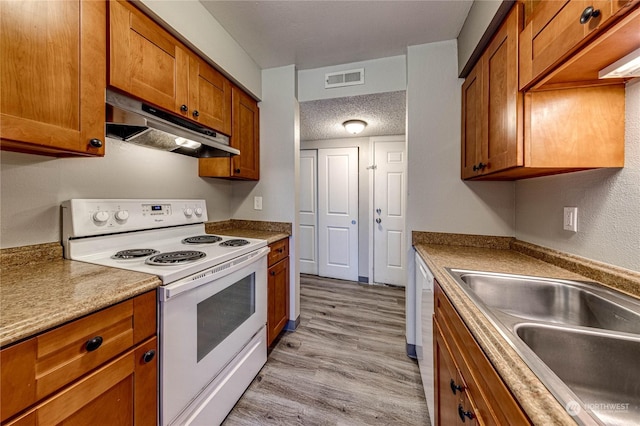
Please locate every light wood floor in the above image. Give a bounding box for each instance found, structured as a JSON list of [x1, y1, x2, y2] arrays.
[[223, 274, 430, 425]]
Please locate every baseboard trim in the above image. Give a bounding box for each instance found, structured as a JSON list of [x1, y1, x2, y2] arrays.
[[406, 343, 417, 359], [285, 316, 300, 331]]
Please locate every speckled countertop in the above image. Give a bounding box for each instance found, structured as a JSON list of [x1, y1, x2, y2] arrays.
[[205, 219, 291, 245], [0, 243, 161, 348], [414, 232, 640, 426], [0, 220, 291, 348]]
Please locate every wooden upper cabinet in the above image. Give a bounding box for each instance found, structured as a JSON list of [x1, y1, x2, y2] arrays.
[[0, 0, 106, 157], [461, 64, 483, 179], [199, 86, 260, 180], [189, 56, 232, 135], [109, 0, 187, 114], [519, 0, 639, 89], [109, 0, 231, 135], [482, 5, 523, 175], [461, 4, 523, 179], [231, 87, 260, 179], [462, 2, 625, 180]]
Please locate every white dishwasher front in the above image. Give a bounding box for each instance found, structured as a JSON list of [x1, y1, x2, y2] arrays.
[[415, 250, 434, 425]]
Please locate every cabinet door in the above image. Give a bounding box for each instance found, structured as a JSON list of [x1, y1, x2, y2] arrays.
[[189, 56, 232, 135], [5, 338, 157, 426], [460, 63, 483, 179], [231, 87, 260, 180], [198, 86, 260, 180], [0, 0, 105, 157], [109, 0, 188, 114], [520, 0, 613, 89], [434, 321, 463, 425], [482, 3, 523, 175], [267, 258, 289, 346]]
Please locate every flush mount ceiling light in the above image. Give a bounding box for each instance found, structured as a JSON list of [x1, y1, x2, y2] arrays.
[[599, 47, 640, 79], [343, 119, 367, 135]]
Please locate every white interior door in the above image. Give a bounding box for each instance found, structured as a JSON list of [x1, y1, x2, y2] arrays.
[[318, 148, 359, 281], [299, 150, 318, 275], [374, 141, 406, 286]]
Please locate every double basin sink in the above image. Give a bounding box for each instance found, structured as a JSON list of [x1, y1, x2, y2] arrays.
[[446, 269, 640, 425]]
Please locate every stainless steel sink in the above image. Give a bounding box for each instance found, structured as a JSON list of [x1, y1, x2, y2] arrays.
[[516, 323, 640, 425], [446, 269, 640, 426], [458, 272, 640, 334]]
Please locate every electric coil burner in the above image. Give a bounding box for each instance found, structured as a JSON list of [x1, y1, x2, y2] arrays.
[[220, 239, 250, 247], [112, 248, 159, 259], [146, 250, 206, 265], [182, 235, 222, 244]]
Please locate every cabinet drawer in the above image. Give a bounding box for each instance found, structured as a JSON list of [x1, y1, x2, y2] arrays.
[[268, 238, 289, 267], [0, 290, 156, 422], [4, 337, 157, 426]]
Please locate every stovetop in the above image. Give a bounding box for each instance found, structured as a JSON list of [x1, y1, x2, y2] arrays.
[[61, 199, 267, 284]]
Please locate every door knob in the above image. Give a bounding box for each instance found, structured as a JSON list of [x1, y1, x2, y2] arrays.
[[376, 218, 382, 224], [351, 220, 357, 225], [376, 208, 382, 215]]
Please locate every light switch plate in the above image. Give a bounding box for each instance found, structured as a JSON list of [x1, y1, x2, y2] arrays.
[[254, 196, 263, 211], [563, 207, 578, 232]]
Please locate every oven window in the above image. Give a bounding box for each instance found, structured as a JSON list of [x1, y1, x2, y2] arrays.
[[197, 273, 255, 362]]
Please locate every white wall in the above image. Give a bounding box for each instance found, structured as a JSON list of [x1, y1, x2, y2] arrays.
[[298, 55, 407, 102], [138, 0, 262, 98], [0, 139, 232, 248], [300, 137, 372, 279], [456, 0, 502, 76], [515, 79, 640, 272], [406, 41, 515, 238], [231, 65, 301, 323], [405, 40, 515, 347]]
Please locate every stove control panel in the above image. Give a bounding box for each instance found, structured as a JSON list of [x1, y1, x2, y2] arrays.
[[62, 199, 208, 238]]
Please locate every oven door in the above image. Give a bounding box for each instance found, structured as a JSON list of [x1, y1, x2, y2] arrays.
[[159, 247, 268, 425]]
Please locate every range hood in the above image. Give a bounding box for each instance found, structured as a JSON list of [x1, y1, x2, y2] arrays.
[[106, 90, 239, 158]]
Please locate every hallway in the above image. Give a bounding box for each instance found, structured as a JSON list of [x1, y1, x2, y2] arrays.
[[224, 275, 429, 425]]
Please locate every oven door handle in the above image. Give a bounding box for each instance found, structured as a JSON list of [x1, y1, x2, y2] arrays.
[[159, 246, 270, 301]]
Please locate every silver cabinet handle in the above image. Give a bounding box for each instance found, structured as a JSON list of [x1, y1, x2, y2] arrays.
[[376, 218, 382, 224]]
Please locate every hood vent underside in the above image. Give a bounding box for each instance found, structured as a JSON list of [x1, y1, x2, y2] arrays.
[[105, 90, 238, 158]]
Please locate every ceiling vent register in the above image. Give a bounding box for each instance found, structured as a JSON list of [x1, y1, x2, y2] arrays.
[[325, 68, 365, 89]]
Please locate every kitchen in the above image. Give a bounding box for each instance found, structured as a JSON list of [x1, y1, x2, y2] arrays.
[[1, 0, 639, 425]]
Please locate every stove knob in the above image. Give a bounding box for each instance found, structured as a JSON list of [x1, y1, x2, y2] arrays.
[[92, 211, 109, 224], [184, 208, 194, 218], [115, 210, 129, 222], [194, 207, 203, 217]]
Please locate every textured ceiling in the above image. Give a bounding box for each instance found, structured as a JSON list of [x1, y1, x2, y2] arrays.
[[199, 1, 473, 70], [300, 91, 406, 141]]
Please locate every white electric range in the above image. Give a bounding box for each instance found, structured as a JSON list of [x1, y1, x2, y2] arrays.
[[62, 199, 269, 426]]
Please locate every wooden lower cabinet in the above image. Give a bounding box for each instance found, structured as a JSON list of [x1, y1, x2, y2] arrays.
[[1, 291, 157, 425], [434, 281, 530, 425], [5, 338, 157, 426], [267, 239, 289, 346]]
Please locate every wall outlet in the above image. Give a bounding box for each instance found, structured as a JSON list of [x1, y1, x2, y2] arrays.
[[563, 207, 578, 232], [254, 196, 263, 211]]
